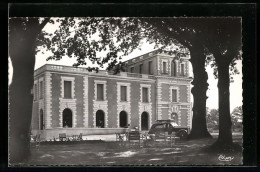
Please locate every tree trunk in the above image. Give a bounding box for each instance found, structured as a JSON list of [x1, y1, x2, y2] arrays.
[[212, 59, 233, 149], [188, 45, 212, 139], [9, 19, 39, 164]]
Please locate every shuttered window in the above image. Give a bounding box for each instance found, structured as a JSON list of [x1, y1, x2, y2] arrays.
[[130, 67, 134, 73], [163, 62, 167, 74], [64, 81, 72, 98], [181, 63, 185, 76], [121, 86, 127, 101], [172, 89, 177, 102], [97, 84, 104, 100], [142, 87, 149, 103], [139, 64, 143, 74]]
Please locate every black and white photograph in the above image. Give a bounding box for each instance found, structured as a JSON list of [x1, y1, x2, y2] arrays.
[[7, 3, 257, 167]]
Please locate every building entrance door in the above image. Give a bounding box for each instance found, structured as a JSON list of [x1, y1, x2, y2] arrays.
[[96, 110, 105, 128], [141, 112, 149, 130], [63, 108, 72, 128], [119, 111, 127, 128]]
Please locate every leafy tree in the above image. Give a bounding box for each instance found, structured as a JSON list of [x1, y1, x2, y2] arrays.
[[206, 108, 219, 132], [165, 17, 242, 149], [231, 106, 243, 132], [9, 17, 50, 164], [203, 18, 242, 149], [207, 107, 242, 133]]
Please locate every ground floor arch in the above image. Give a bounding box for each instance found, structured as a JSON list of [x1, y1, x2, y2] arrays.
[[96, 110, 105, 128], [63, 108, 72, 128], [119, 111, 128, 128], [141, 112, 149, 130]]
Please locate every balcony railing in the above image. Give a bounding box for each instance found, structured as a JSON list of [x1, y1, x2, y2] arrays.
[[42, 64, 156, 80]]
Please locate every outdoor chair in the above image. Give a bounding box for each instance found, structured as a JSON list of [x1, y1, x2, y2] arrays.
[[127, 131, 141, 148], [31, 134, 41, 149], [140, 132, 149, 140], [59, 133, 67, 141], [72, 135, 78, 141], [116, 133, 126, 142], [153, 132, 175, 147], [77, 133, 83, 141]]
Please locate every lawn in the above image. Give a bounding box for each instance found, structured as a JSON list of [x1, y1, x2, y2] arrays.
[[23, 134, 242, 166]]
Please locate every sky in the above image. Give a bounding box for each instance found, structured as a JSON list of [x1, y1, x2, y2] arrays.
[[8, 19, 243, 111]]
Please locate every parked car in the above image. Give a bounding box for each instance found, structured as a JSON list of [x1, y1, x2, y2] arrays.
[[148, 120, 189, 140]]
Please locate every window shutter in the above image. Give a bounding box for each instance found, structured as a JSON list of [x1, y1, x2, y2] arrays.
[[64, 81, 72, 98], [172, 89, 177, 102], [142, 87, 148, 102], [97, 84, 104, 100], [163, 62, 167, 73], [121, 86, 127, 101], [139, 64, 143, 74], [130, 67, 134, 73], [148, 61, 153, 74], [181, 64, 185, 76]]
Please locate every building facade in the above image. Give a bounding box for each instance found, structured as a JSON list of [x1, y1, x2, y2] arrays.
[[31, 50, 192, 140]]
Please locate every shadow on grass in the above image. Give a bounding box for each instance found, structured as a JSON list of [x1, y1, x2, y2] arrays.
[[25, 137, 242, 166]]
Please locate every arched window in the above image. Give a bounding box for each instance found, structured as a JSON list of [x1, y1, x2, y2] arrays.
[[96, 110, 105, 128], [39, 109, 44, 130], [63, 108, 72, 128], [119, 111, 128, 128], [141, 112, 149, 130], [171, 60, 176, 76]]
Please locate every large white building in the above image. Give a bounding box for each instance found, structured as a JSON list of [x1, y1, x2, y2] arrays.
[[31, 50, 192, 140]]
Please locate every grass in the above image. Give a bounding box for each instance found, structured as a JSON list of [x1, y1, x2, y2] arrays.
[[21, 134, 242, 166]]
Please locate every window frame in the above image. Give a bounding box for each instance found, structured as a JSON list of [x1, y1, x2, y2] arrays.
[[142, 87, 149, 103], [97, 83, 104, 101], [139, 63, 143, 74], [61, 76, 75, 99], [64, 80, 72, 99], [161, 59, 168, 74], [120, 85, 127, 102], [172, 89, 177, 102], [130, 66, 134, 73], [172, 60, 177, 76], [117, 82, 130, 103], [148, 61, 153, 75], [180, 63, 185, 76], [94, 80, 107, 101], [140, 84, 151, 103], [170, 86, 179, 103]]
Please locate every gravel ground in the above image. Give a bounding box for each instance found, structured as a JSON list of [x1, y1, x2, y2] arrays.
[[21, 134, 242, 167]]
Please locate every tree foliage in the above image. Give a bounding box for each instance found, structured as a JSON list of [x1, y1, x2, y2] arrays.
[[231, 106, 243, 132], [206, 108, 219, 132], [204, 18, 242, 82], [206, 106, 243, 133], [9, 17, 51, 164], [35, 17, 241, 78]]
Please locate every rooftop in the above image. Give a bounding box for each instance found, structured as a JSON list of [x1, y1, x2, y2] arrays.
[[34, 64, 193, 81], [123, 49, 190, 66]]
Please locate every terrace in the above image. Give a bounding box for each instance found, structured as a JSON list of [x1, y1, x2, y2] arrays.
[[34, 64, 156, 80]]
